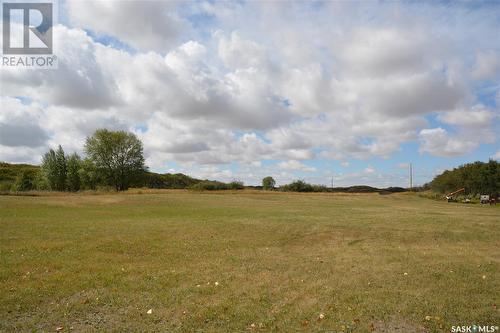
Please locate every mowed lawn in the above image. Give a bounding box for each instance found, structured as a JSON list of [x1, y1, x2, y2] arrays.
[[0, 191, 499, 332]]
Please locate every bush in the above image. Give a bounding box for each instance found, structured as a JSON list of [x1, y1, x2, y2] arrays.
[[418, 191, 443, 201], [0, 162, 40, 191], [12, 170, 37, 191], [190, 180, 229, 191], [34, 173, 50, 190], [312, 185, 328, 192], [280, 180, 314, 192], [385, 187, 406, 193], [228, 181, 244, 190], [346, 185, 379, 193], [144, 172, 201, 189]]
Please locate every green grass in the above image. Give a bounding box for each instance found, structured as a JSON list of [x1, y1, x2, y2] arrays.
[[0, 191, 499, 332]]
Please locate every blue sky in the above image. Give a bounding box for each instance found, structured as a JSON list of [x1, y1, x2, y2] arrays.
[[1, 0, 499, 187]]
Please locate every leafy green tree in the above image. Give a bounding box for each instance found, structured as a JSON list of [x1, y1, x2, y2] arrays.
[[427, 160, 499, 196], [42, 145, 67, 191], [34, 172, 50, 191], [84, 129, 145, 191], [229, 180, 244, 190], [41, 149, 57, 189], [78, 158, 99, 190], [262, 176, 276, 190], [55, 145, 67, 191], [66, 153, 82, 192]]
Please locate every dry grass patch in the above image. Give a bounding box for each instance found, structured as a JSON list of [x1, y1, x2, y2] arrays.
[[1, 191, 499, 332]]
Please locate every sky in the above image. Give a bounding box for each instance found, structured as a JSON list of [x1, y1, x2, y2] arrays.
[[0, 0, 499, 187]]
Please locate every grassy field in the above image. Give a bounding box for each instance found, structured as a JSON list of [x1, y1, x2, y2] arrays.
[[0, 191, 499, 332]]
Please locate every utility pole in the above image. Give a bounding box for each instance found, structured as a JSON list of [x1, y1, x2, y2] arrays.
[[409, 163, 413, 190], [331, 177, 334, 189]]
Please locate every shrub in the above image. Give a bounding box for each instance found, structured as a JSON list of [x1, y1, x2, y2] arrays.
[[280, 180, 314, 192], [311, 184, 328, 192], [228, 181, 244, 190], [0, 162, 40, 191], [144, 172, 201, 189], [190, 180, 229, 191], [12, 170, 37, 191]]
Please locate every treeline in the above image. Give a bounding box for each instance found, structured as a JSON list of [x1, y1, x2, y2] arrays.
[[1, 129, 248, 192], [15, 129, 147, 192], [145, 172, 245, 190], [274, 179, 405, 193], [2, 129, 147, 192], [0, 163, 41, 192], [425, 160, 499, 196], [4, 128, 497, 195]]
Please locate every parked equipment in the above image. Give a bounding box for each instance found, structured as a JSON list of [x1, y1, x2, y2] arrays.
[[445, 188, 465, 202], [480, 195, 490, 204]]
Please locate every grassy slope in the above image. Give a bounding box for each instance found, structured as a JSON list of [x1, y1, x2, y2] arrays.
[[0, 191, 498, 332], [0, 163, 40, 191]]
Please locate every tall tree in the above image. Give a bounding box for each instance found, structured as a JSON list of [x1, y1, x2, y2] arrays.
[[42, 146, 67, 191], [78, 158, 99, 190], [262, 176, 276, 190], [66, 153, 82, 192], [84, 129, 145, 191], [41, 148, 58, 190], [55, 145, 67, 191]]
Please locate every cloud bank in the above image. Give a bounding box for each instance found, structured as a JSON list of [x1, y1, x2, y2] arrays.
[[1, 1, 498, 186]]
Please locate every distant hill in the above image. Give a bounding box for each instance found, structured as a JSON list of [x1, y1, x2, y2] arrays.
[[426, 160, 499, 195], [142, 171, 203, 189], [9, 160, 498, 195], [0, 162, 40, 191], [0, 162, 203, 191], [1, 161, 409, 193]]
